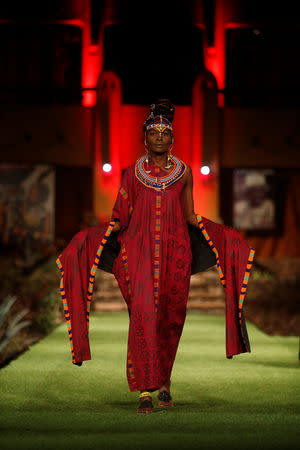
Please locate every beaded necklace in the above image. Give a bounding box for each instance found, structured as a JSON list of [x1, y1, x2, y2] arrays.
[[135, 155, 187, 192]]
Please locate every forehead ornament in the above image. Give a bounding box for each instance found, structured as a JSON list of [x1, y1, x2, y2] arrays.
[[146, 115, 173, 134]]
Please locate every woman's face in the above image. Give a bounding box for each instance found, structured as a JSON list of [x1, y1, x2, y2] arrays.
[[146, 128, 173, 154]]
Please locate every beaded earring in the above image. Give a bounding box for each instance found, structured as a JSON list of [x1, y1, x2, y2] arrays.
[[164, 135, 174, 169], [144, 134, 151, 173]]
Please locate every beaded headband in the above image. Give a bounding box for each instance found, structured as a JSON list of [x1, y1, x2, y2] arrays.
[[145, 115, 173, 133]]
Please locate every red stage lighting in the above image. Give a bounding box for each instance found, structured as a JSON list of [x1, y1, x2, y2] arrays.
[[82, 90, 96, 107]]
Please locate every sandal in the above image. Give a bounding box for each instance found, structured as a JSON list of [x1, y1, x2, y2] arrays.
[[136, 391, 154, 414], [158, 389, 174, 407]]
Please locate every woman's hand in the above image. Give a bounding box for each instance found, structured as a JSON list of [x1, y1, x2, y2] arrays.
[[112, 220, 121, 232], [187, 213, 199, 228]]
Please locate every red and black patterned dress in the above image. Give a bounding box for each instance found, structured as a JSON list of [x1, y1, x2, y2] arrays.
[[56, 156, 255, 391], [111, 159, 194, 391]]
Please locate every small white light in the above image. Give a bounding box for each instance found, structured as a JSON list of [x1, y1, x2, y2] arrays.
[[103, 163, 112, 173], [200, 165, 210, 175]]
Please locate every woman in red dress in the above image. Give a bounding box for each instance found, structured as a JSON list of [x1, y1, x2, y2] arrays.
[[110, 99, 204, 413], [56, 99, 255, 414]]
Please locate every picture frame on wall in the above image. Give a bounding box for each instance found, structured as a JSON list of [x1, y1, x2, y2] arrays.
[[0, 163, 55, 247], [233, 168, 276, 231]]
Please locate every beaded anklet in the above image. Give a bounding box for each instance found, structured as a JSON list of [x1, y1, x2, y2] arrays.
[[137, 391, 153, 413], [139, 391, 152, 398]]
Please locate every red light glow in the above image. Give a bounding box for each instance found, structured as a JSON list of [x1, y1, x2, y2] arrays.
[[82, 90, 96, 107]]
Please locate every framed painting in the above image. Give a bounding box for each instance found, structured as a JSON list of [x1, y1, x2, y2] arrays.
[[0, 164, 55, 247], [233, 169, 276, 231]]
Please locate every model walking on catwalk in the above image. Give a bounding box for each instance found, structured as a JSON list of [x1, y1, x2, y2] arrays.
[[56, 99, 255, 414]]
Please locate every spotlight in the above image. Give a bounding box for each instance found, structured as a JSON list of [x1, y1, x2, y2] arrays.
[[103, 163, 112, 173], [200, 165, 210, 175]]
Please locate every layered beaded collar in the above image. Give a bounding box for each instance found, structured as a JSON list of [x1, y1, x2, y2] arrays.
[[135, 155, 187, 191]]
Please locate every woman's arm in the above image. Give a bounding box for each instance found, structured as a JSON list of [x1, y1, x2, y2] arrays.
[[110, 167, 133, 232], [183, 165, 199, 227]]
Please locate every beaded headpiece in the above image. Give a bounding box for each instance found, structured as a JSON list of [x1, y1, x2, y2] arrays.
[[145, 114, 173, 133], [143, 100, 174, 134]]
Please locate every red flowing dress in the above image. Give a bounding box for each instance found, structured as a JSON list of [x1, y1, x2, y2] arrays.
[[56, 157, 255, 393], [111, 161, 193, 391]]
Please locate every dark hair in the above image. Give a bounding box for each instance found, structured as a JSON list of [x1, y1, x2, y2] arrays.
[[143, 98, 175, 132]]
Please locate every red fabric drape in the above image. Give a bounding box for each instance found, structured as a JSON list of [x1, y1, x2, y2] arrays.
[[56, 161, 255, 391]]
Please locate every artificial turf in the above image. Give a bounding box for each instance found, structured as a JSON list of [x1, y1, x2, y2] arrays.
[[0, 311, 299, 450]]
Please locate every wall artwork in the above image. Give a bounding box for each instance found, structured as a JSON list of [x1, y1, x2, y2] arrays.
[[0, 164, 55, 247], [233, 169, 276, 231]]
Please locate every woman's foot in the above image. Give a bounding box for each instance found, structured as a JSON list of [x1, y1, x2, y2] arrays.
[[158, 378, 171, 395], [158, 379, 174, 407], [136, 391, 154, 414]]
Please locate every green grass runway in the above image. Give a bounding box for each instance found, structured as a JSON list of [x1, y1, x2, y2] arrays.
[[0, 311, 299, 450]]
